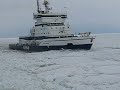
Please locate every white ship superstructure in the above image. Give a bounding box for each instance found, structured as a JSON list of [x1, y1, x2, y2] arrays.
[[9, 0, 95, 52]]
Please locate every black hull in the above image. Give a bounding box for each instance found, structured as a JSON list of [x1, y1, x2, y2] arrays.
[[9, 44, 93, 52]]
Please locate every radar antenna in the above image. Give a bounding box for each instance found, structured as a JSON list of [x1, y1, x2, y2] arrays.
[[43, 0, 51, 13]]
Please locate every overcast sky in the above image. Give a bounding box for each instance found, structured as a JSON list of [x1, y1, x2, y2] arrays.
[[0, 0, 120, 38]]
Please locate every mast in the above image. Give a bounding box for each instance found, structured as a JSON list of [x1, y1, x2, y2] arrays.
[[37, 0, 40, 13]]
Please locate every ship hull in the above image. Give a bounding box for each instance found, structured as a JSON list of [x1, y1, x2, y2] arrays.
[[9, 44, 93, 52]]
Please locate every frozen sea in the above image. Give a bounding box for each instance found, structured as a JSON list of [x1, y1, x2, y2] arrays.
[[0, 33, 120, 90]]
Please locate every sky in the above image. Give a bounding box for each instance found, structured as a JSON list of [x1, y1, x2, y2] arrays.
[[0, 0, 120, 38]]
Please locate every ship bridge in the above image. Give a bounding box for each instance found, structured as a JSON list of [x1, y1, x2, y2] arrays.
[[33, 12, 67, 26], [33, 12, 67, 19]]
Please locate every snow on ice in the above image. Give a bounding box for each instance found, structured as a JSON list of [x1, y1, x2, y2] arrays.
[[0, 33, 120, 90]]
